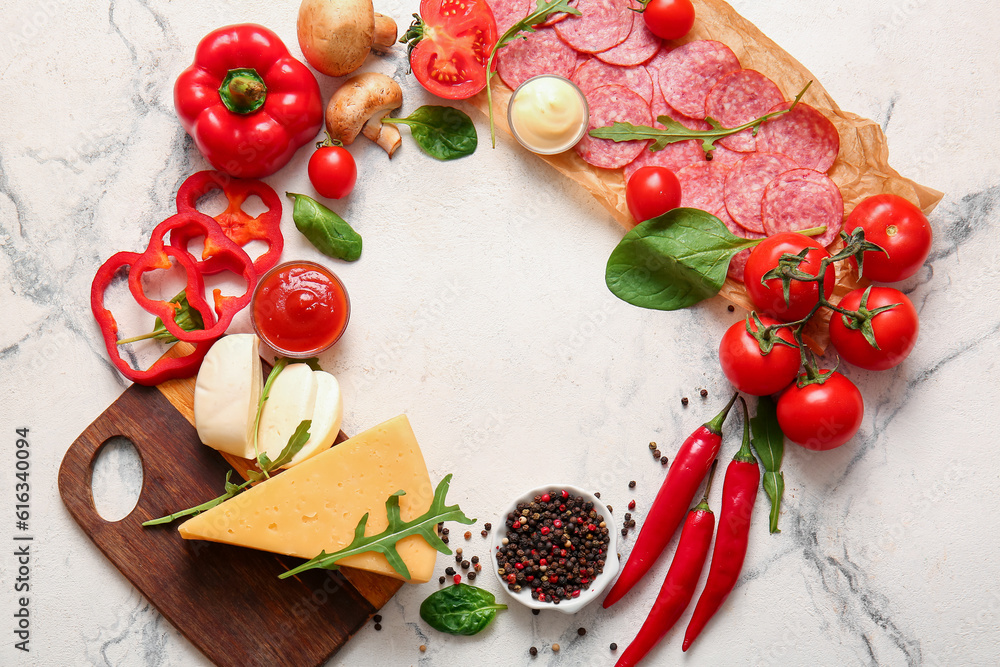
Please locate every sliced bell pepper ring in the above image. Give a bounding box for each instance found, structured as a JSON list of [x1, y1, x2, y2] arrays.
[[173, 170, 284, 275], [91, 251, 218, 386], [129, 212, 258, 343]]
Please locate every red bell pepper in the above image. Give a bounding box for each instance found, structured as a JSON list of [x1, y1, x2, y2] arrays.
[[130, 212, 258, 342], [91, 251, 217, 386], [174, 170, 284, 274], [174, 24, 323, 178]]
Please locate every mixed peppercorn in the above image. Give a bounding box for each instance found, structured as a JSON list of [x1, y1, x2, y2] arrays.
[[495, 490, 610, 603]]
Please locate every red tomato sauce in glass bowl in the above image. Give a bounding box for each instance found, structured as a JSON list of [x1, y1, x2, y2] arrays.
[[250, 261, 350, 357]]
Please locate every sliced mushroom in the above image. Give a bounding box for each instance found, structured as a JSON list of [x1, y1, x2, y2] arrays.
[[325, 72, 403, 157]]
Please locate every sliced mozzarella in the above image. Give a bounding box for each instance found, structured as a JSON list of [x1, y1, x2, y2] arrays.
[[256, 363, 318, 463], [282, 370, 343, 468], [193, 334, 262, 458]]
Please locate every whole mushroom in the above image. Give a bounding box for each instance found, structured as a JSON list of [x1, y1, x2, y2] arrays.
[[326, 72, 403, 157], [298, 0, 397, 77]]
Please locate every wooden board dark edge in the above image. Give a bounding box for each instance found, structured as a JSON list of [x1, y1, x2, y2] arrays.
[[58, 382, 387, 667]]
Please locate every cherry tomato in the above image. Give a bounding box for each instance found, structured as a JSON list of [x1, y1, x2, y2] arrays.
[[626, 166, 682, 222], [308, 145, 357, 200], [407, 0, 497, 100], [847, 194, 932, 282], [829, 286, 918, 371], [777, 371, 864, 450], [642, 0, 695, 40], [718, 314, 800, 396], [744, 232, 835, 323]]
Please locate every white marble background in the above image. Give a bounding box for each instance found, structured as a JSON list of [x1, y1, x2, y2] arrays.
[[1, 0, 999, 665]]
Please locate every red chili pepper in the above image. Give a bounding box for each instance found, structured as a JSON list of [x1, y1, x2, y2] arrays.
[[174, 24, 323, 178], [616, 461, 719, 667], [129, 212, 258, 343], [682, 398, 760, 651], [91, 251, 217, 386], [173, 170, 284, 274], [603, 393, 737, 608]]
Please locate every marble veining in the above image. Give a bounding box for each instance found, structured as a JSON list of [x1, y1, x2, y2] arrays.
[[2, 0, 1000, 665]]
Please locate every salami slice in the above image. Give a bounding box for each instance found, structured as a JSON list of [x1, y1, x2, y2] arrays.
[[540, 0, 575, 27], [658, 40, 740, 119], [652, 91, 710, 131], [708, 144, 745, 167], [676, 161, 730, 213], [723, 152, 798, 233], [594, 1, 661, 66], [487, 0, 531, 34], [497, 28, 579, 90], [624, 141, 704, 180], [757, 102, 840, 172], [761, 168, 843, 247], [555, 0, 632, 54], [573, 58, 653, 103], [576, 85, 651, 169], [705, 69, 784, 152]]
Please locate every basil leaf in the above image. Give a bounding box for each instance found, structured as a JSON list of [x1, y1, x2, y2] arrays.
[[419, 584, 507, 636], [750, 396, 786, 534], [605, 208, 758, 311], [286, 192, 362, 262], [383, 106, 477, 160]]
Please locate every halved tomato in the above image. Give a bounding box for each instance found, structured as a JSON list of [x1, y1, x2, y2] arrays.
[[404, 0, 498, 99]]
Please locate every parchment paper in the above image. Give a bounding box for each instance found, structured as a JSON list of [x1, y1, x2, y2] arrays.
[[470, 0, 943, 350]]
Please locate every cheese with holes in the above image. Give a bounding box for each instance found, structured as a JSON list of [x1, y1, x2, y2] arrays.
[[178, 414, 437, 582], [193, 334, 262, 458]]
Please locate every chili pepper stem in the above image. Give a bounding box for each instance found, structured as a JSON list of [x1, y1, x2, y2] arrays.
[[704, 392, 739, 434], [694, 459, 719, 511], [734, 398, 757, 463]]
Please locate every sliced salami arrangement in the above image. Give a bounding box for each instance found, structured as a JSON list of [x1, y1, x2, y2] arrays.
[[493, 2, 845, 283]]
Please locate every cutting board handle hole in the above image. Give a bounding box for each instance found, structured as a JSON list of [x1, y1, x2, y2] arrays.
[[91, 436, 143, 522]]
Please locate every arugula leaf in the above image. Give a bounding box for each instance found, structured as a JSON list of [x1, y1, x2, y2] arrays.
[[279, 474, 475, 580], [605, 208, 761, 310], [484, 0, 581, 147], [116, 290, 204, 345], [383, 106, 477, 160], [589, 82, 813, 156], [420, 584, 507, 635], [750, 396, 785, 533]]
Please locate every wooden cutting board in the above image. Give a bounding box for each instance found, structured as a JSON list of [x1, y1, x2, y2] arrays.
[[58, 344, 403, 667]]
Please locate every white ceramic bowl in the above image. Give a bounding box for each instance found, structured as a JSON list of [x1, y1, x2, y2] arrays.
[[491, 484, 619, 614]]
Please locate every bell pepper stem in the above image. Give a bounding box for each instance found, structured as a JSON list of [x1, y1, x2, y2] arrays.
[[219, 68, 267, 114]]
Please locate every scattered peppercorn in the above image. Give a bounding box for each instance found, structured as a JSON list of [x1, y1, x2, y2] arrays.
[[607, 505, 613, 513], [438, 576, 445, 584], [681, 397, 689, 406], [661, 456, 669, 467], [529, 647, 538, 656], [445, 566, 456, 576], [625, 513, 632, 521], [610, 643, 618, 651], [652, 448, 661, 459], [552, 643, 560, 652], [468, 571, 476, 581], [577, 627, 587, 636], [461, 560, 470, 569], [621, 528, 628, 537], [727, 305, 735, 312], [700, 388, 708, 397], [373, 615, 382, 623], [648, 441, 656, 451], [419, 645, 427, 652], [628, 500, 636, 511], [374, 623, 382, 631], [474, 563, 482, 572], [594, 492, 601, 499], [456, 547, 463, 555], [484, 523, 492, 531], [628, 480, 636, 488], [442, 536, 449, 544], [532, 608, 540, 615], [464, 531, 472, 540], [453, 574, 461, 584], [442, 528, 450, 535], [481, 530, 488, 537], [629, 519, 636, 528], [471, 555, 479, 564]]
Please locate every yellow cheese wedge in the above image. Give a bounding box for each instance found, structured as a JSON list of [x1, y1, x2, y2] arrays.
[[178, 415, 437, 583]]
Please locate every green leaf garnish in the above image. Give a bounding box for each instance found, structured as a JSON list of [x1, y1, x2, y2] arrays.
[[116, 290, 204, 345], [420, 584, 507, 635], [280, 474, 474, 580], [589, 82, 813, 156], [750, 396, 785, 534], [383, 106, 477, 160]]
